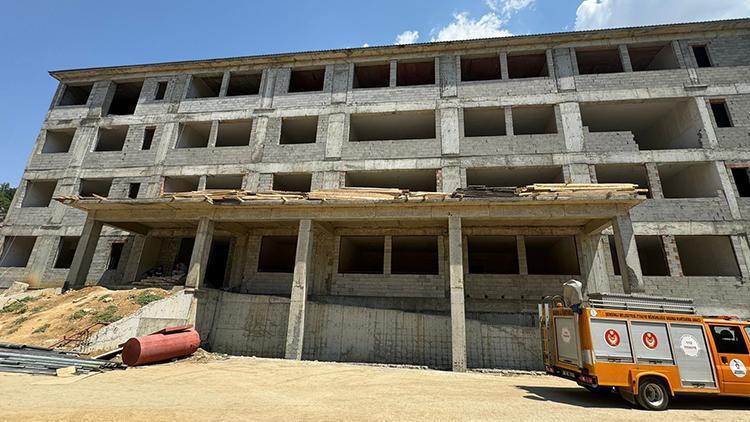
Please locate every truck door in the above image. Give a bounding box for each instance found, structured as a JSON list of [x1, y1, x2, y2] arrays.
[[708, 324, 750, 394]]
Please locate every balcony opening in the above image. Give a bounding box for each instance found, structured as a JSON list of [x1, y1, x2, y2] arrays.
[[507, 52, 549, 79], [226, 71, 261, 96], [186, 74, 223, 98], [128, 183, 140, 199], [53, 236, 79, 269], [463, 107, 506, 137], [349, 110, 435, 141], [580, 99, 702, 150], [272, 173, 312, 192], [460, 55, 501, 82], [731, 167, 750, 197], [142, 127, 155, 150], [107, 242, 124, 270], [279, 116, 318, 144], [397, 59, 435, 86], [205, 238, 230, 288], [163, 176, 199, 194], [576, 47, 623, 74], [710, 100, 733, 128], [338, 236, 384, 274], [0, 236, 36, 267], [176, 122, 211, 148], [79, 179, 112, 198], [154, 81, 168, 100], [58, 83, 93, 106], [258, 236, 297, 273], [205, 175, 243, 190], [346, 169, 437, 192], [467, 235, 518, 274], [512, 105, 557, 134], [692, 45, 712, 68], [525, 236, 580, 275], [657, 162, 721, 198], [353, 63, 390, 88], [21, 180, 56, 207], [675, 235, 740, 276], [106, 81, 143, 115], [288, 68, 325, 92], [594, 164, 651, 198], [391, 236, 439, 275], [216, 120, 252, 147], [41, 128, 75, 153], [636, 236, 670, 276], [466, 166, 564, 188], [95, 126, 128, 152], [627, 43, 679, 71]]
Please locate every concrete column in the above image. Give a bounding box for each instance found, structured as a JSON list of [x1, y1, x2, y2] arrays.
[[567, 164, 592, 183], [219, 71, 231, 96], [197, 176, 207, 191], [185, 217, 214, 289], [441, 166, 462, 193], [260, 69, 276, 109], [611, 214, 645, 293], [448, 216, 467, 372], [285, 219, 314, 360], [383, 235, 392, 275], [122, 234, 148, 283], [389, 60, 398, 87], [671, 40, 687, 69], [694, 97, 719, 148], [715, 161, 742, 219], [207, 121, 219, 148], [516, 235, 528, 275], [24, 235, 57, 288], [577, 233, 610, 293], [559, 102, 584, 152], [227, 235, 247, 290], [545, 49, 555, 79], [504, 107, 514, 136], [499, 52, 509, 80], [618, 45, 633, 72], [661, 235, 683, 277], [438, 54, 458, 97], [64, 215, 104, 290], [644, 163, 664, 199], [324, 113, 346, 160], [730, 234, 750, 280], [440, 107, 460, 156]]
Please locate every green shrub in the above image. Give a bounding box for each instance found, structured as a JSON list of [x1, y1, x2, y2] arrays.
[[91, 305, 121, 325], [32, 324, 50, 334], [132, 291, 164, 307], [1, 301, 27, 314], [69, 310, 87, 320]]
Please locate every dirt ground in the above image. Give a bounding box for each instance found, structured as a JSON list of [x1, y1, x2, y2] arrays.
[[0, 357, 747, 421], [0, 287, 170, 348]]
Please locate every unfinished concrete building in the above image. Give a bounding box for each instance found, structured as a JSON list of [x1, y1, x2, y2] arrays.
[[3, 19, 750, 371]]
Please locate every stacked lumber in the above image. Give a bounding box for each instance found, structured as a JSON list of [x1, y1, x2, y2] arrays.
[[452, 186, 517, 198], [518, 183, 646, 199], [308, 188, 404, 201]]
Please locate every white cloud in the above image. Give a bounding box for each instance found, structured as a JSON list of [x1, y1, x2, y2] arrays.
[[487, 0, 535, 17], [395, 30, 420, 44], [575, 0, 750, 31], [362, 43, 370, 47], [432, 12, 512, 41]]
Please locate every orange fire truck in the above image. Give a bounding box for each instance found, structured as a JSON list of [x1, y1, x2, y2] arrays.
[[539, 281, 750, 410]]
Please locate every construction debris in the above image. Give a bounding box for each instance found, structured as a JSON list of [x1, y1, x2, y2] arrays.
[[452, 183, 644, 199], [0, 343, 124, 376]]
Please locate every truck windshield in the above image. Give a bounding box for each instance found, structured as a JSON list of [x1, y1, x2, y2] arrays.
[[710, 325, 749, 354]]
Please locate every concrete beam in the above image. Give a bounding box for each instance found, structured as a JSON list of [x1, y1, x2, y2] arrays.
[[63, 215, 103, 290], [185, 217, 214, 289], [285, 219, 314, 360], [611, 213, 644, 293], [448, 215, 467, 372]]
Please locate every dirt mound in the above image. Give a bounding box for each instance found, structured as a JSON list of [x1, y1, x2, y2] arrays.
[[0, 286, 171, 349]]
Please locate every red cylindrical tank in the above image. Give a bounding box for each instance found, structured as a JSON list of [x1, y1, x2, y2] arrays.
[[122, 326, 200, 366]]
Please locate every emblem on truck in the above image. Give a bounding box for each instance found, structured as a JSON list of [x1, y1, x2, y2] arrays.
[[679, 334, 700, 357], [604, 329, 620, 347], [642, 331, 658, 349], [730, 359, 747, 378], [561, 327, 571, 343]]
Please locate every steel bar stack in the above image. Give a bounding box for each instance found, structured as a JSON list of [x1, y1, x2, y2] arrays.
[[0, 343, 125, 376]]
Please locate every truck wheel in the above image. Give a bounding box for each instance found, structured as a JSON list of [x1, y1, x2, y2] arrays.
[[636, 378, 669, 411]]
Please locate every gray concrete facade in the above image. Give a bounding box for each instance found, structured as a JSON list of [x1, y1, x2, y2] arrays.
[[3, 19, 750, 369]]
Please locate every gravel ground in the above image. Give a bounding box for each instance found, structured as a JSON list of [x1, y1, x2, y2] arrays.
[[0, 356, 747, 421]]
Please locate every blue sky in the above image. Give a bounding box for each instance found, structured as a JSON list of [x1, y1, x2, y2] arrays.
[[1, 0, 748, 185]]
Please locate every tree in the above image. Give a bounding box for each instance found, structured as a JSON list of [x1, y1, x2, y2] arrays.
[[0, 183, 17, 215]]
